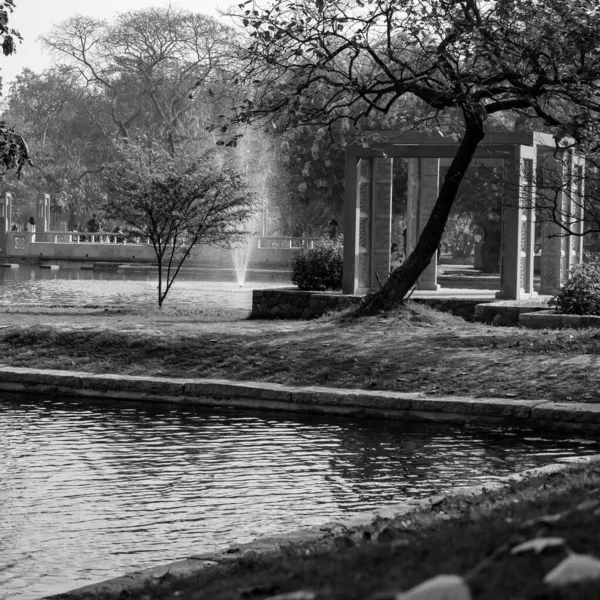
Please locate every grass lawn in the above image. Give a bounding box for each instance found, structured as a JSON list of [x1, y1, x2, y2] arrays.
[[0, 302, 598, 403]]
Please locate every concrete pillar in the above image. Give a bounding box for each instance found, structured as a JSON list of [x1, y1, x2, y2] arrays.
[[36, 193, 50, 235], [0, 192, 11, 254], [406, 158, 419, 257], [356, 159, 372, 292], [342, 155, 359, 294], [539, 151, 571, 295], [342, 155, 372, 294], [523, 156, 537, 296], [416, 158, 440, 290], [497, 146, 536, 300], [370, 158, 393, 289], [567, 155, 585, 271]]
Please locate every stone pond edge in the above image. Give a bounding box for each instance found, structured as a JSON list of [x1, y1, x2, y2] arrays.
[[1, 366, 600, 433], [46, 456, 600, 600]]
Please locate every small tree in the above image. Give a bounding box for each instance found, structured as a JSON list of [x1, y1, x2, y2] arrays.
[[104, 142, 255, 307]]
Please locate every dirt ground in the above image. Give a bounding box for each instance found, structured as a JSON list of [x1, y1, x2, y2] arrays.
[[0, 303, 598, 403]]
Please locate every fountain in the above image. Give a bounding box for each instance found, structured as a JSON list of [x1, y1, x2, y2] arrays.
[[231, 239, 254, 286]]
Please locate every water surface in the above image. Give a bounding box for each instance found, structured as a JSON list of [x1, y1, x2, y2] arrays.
[[0, 265, 291, 309], [1, 395, 598, 599]]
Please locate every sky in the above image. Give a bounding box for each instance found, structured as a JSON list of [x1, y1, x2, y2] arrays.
[[2, 0, 231, 88]]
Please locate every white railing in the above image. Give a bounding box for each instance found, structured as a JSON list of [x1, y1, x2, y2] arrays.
[[44, 231, 151, 245], [258, 236, 322, 250]]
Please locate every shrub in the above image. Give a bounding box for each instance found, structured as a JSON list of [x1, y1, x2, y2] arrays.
[[550, 262, 600, 315], [291, 239, 343, 291]]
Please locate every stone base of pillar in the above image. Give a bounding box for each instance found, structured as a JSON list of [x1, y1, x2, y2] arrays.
[[495, 290, 539, 300], [416, 282, 441, 291], [538, 286, 559, 296]]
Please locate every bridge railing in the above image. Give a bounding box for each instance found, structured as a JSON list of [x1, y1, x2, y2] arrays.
[[35, 231, 151, 245], [258, 236, 322, 250], [5, 229, 153, 257]]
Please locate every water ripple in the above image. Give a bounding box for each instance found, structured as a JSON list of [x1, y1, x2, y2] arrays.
[[0, 266, 291, 308], [0, 396, 598, 600]]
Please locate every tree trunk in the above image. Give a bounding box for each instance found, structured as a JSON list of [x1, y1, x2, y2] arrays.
[[357, 117, 485, 315]]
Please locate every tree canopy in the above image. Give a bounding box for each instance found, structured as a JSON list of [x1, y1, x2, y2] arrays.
[[233, 0, 600, 311], [42, 6, 238, 151]]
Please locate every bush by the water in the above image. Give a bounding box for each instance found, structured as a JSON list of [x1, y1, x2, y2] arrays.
[[291, 240, 343, 291], [550, 262, 600, 315]]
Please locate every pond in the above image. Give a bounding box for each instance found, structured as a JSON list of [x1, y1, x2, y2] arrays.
[[0, 265, 291, 309], [1, 395, 598, 599]]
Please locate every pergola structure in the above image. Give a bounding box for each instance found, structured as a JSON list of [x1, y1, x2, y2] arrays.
[[342, 131, 585, 300]]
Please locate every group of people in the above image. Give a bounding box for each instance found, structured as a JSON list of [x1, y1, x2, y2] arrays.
[[10, 216, 36, 232], [70, 214, 131, 243], [8, 213, 143, 244]]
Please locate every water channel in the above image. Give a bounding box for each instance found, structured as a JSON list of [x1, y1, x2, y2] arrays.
[[1, 395, 599, 600]]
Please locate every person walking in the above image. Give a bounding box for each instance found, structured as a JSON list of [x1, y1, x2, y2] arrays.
[[328, 218, 338, 239], [87, 214, 99, 242]]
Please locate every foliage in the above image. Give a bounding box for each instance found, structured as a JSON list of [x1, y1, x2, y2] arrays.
[[233, 0, 600, 311], [0, 2, 32, 184], [291, 238, 343, 291], [2, 68, 108, 223], [262, 125, 345, 236], [42, 6, 239, 151], [441, 164, 504, 258], [103, 141, 255, 307], [550, 262, 600, 315], [0, 1, 20, 59]]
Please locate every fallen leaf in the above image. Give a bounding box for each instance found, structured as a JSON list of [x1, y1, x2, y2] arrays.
[[240, 584, 279, 598], [521, 513, 565, 528], [544, 553, 600, 585], [511, 537, 565, 555], [397, 574, 471, 600], [429, 495, 445, 508], [263, 592, 316, 600], [576, 499, 600, 512]]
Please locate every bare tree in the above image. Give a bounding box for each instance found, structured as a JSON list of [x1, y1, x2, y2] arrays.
[[43, 6, 238, 153], [103, 141, 255, 307], [233, 0, 600, 312]]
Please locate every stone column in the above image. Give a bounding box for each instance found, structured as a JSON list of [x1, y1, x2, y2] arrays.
[[0, 192, 11, 255], [342, 155, 372, 294], [416, 158, 440, 290], [36, 193, 50, 237], [342, 155, 359, 294], [567, 155, 585, 272], [539, 151, 571, 295], [523, 156, 537, 296], [497, 146, 536, 300], [370, 158, 393, 290], [356, 159, 372, 292], [406, 158, 440, 290], [406, 158, 419, 257]]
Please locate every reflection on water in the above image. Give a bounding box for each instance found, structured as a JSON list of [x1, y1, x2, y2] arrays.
[[0, 265, 291, 308], [0, 396, 598, 599]]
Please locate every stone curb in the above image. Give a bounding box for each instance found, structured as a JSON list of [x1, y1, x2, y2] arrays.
[[45, 456, 600, 600], [519, 310, 600, 329], [1, 366, 600, 432]]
